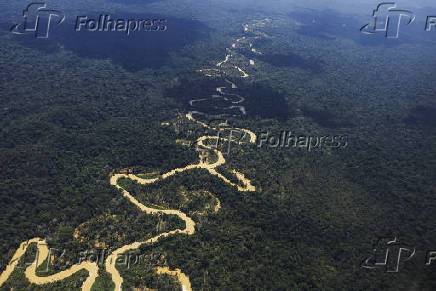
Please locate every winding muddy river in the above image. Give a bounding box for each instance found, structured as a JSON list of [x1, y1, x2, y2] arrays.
[[0, 19, 270, 290]]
